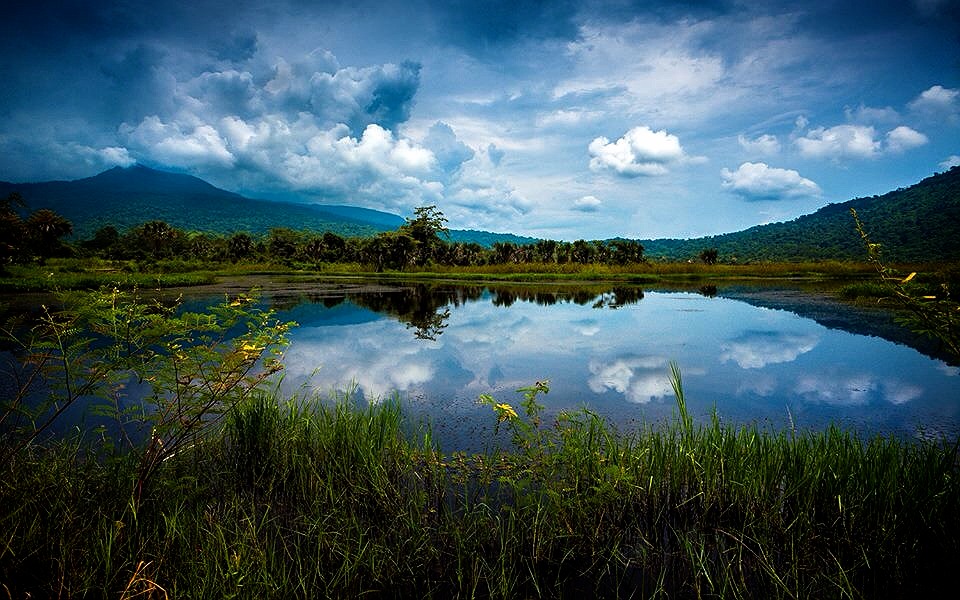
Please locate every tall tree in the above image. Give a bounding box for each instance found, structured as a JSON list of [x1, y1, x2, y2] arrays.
[[25, 208, 73, 259], [400, 205, 450, 266]]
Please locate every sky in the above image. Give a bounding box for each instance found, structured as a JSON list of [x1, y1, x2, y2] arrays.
[[1, 0, 959, 240]]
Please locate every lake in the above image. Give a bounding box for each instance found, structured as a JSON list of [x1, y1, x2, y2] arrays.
[[185, 277, 958, 452], [5, 277, 958, 452]]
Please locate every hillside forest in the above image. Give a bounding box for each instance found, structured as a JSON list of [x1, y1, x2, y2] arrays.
[[2, 165, 959, 270], [0, 200, 645, 271]]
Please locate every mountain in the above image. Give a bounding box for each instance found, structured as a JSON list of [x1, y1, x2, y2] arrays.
[[3, 165, 957, 260], [0, 165, 401, 239], [0, 165, 533, 247], [640, 166, 960, 263]]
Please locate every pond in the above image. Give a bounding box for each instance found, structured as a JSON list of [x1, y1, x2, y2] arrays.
[[5, 277, 958, 453], [192, 277, 959, 452]]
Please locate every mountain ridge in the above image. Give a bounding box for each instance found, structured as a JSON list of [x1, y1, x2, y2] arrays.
[[0, 165, 540, 247], [2, 164, 958, 260], [639, 166, 960, 262]]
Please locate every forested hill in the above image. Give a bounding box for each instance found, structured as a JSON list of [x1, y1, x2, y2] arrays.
[[641, 166, 960, 263], [0, 165, 400, 239], [0, 165, 537, 247]]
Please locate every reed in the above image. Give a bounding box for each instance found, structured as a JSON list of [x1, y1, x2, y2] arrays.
[[2, 378, 958, 598]]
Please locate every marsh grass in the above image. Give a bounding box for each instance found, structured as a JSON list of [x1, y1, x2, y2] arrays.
[[0, 262, 218, 291], [2, 380, 958, 599]]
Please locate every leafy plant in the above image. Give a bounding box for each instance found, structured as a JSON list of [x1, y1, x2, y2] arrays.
[[851, 208, 960, 360], [0, 287, 295, 502], [479, 380, 551, 459]]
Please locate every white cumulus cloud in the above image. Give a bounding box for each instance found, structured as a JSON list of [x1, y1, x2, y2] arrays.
[[795, 123, 929, 159], [720, 162, 821, 201], [885, 126, 928, 153], [123, 116, 236, 168], [795, 124, 881, 159], [587, 356, 674, 404], [908, 85, 960, 120], [588, 126, 700, 177], [738, 133, 781, 156]]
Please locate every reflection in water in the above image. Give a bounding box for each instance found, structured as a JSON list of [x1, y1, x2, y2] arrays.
[[720, 331, 820, 369], [587, 356, 672, 403], [232, 282, 960, 448]]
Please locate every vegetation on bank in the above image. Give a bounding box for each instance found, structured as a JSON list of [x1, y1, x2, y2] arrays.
[[2, 372, 958, 598], [5, 188, 959, 299]]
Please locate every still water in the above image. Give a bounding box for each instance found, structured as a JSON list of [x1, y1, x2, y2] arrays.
[[228, 279, 959, 451]]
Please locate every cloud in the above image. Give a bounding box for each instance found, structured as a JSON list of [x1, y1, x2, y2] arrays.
[[588, 126, 701, 177], [573, 195, 602, 212], [720, 162, 821, 201], [536, 109, 603, 128], [738, 133, 781, 156], [251, 52, 423, 135], [844, 103, 900, 125], [908, 85, 960, 120], [885, 126, 928, 153], [940, 155, 960, 170], [556, 21, 732, 124], [795, 124, 882, 159], [443, 146, 533, 227], [422, 121, 475, 174], [122, 116, 236, 168], [795, 123, 928, 159]]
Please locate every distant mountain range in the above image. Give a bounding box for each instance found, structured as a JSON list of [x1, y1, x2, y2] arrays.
[[639, 166, 960, 262], [0, 165, 537, 247], [2, 164, 958, 261]]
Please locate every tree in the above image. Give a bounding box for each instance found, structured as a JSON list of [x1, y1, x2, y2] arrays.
[[134, 220, 182, 259], [400, 205, 450, 266], [25, 209, 73, 260], [491, 241, 518, 264], [699, 248, 719, 265], [82, 225, 120, 256], [570, 239, 595, 264], [321, 231, 348, 262], [267, 228, 302, 262], [228, 233, 254, 262], [608, 239, 645, 265], [363, 231, 416, 271]]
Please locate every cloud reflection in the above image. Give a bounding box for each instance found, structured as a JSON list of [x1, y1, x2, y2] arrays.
[[795, 374, 922, 406], [721, 331, 819, 369], [282, 319, 437, 401], [588, 356, 674, 404]]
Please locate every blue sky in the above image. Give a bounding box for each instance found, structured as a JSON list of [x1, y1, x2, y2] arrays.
[[1, 0, 958, 240]]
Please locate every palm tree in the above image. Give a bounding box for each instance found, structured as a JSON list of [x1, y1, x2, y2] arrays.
[[26, 209, 73, 258]]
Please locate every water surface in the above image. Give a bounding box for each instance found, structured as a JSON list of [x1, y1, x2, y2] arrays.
[[243, 280, 959, 451]]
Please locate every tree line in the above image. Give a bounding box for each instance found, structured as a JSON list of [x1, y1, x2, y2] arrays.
[[2, 199, 648, 270]]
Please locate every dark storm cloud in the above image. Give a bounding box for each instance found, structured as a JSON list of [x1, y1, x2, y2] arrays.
[[353, 61, 422, 135]]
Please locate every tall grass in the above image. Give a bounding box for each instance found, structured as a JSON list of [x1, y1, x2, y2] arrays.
[[2, 382, 957, 598]]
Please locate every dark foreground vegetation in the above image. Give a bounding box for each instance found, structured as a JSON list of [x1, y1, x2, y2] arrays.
[[3, 389, 959, 599]]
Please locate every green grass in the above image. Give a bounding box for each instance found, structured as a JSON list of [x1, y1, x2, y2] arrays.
[[6, 257, 955, 291], [0, 262, 218, 291], [2, 388, 957, 598]]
